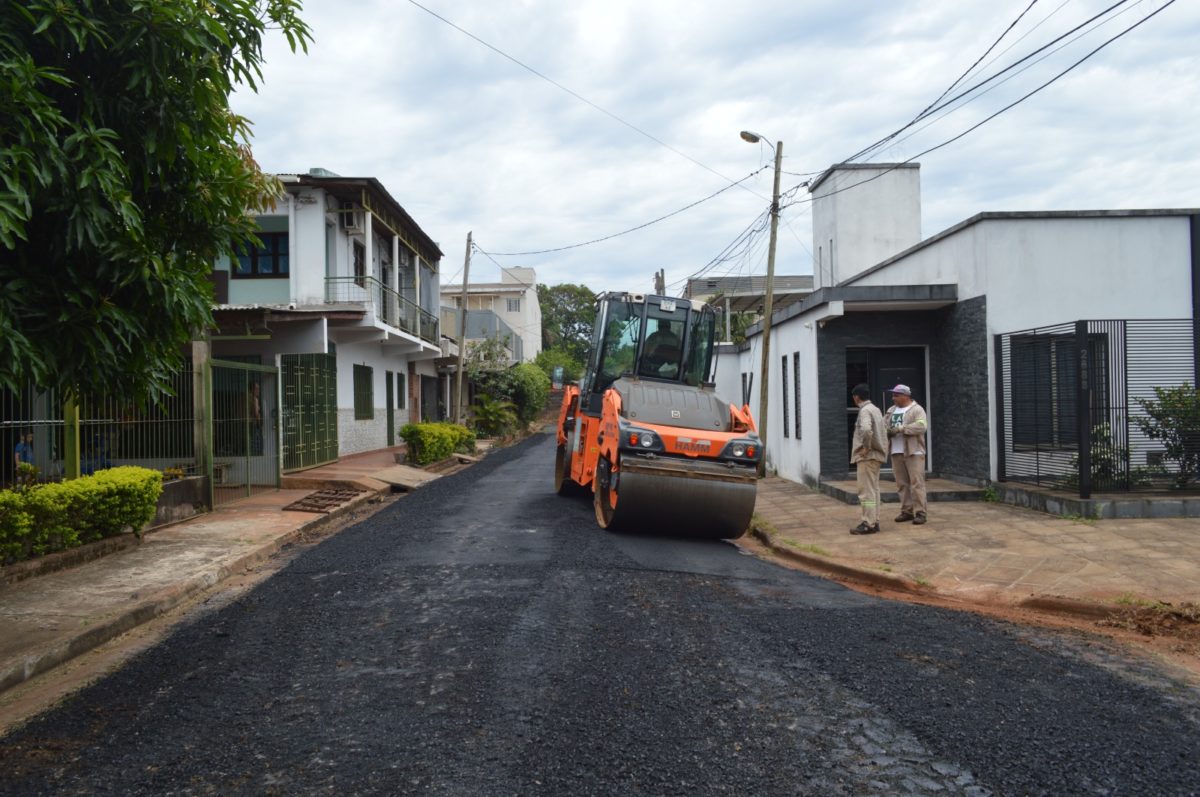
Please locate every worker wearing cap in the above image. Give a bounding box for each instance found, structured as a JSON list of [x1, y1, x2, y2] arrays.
[[885, 384, 929, 525], [849, 383, 887, 535]]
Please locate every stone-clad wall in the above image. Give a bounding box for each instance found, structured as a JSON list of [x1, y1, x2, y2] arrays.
[[929, 296, 989, 482], [815, 297, 989, 480]]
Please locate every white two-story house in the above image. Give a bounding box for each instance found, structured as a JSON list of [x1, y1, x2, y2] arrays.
[[209, 169, 449, 470], [440, 267, 543, 364]]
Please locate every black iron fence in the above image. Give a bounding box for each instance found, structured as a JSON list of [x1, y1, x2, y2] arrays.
[[995, 319, 1196, 497]]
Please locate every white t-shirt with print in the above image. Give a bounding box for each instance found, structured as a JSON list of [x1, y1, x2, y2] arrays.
[[889, 407, 907, 455]]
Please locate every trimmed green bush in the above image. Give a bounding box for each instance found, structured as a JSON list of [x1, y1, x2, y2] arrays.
[[400, 422, 476, 466], [0, 466, 163, 565]]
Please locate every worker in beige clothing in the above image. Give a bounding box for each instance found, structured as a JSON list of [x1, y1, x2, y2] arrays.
[[850, 383, 888, 534], [886, 384, 929, 525]]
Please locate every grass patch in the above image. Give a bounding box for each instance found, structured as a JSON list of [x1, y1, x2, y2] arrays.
[[750, 513, 777, 536], [981, 485, 999, 503], [1058, 512, 1099, 525], [780, 539, 831, 557], [877, 565, 893, 573], [913, 575, 932, 587], [1113, 593, 1170, 610]]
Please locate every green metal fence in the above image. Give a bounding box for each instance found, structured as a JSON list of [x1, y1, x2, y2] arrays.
[[281, 353, 338, 472]]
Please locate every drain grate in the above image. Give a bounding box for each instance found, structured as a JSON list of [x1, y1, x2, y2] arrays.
[[282, 488, 366, 513]]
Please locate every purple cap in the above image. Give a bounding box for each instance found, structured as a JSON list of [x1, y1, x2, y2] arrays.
[[890, 384, 912, 396]]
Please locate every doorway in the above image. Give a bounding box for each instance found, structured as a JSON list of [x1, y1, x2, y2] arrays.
[[420, 375, 440, 422], [845, 347, 927, 467]]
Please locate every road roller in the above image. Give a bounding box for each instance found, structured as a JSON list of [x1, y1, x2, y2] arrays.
[[554, 291, 761, 539]]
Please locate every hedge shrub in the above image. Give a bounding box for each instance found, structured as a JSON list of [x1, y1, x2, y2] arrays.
[[400, 422, 476, 466], [0, 466, 163, 565], [473, 362, 551, 425]]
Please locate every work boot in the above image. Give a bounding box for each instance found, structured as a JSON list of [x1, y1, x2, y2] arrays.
[[850, 521, 878, 535], [912, 512, 927, 525], [894, 511, 915, 523]]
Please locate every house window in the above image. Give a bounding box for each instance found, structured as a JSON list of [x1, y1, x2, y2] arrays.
[[780, 355, 790, 438], [353, 241, 366, 287], [1011, 334, 1109, 448], [233, 232, 289, 278], [507, 298, 521, 313], [793, 351, 801, 439], [353, 364, 374, 420], [396, 372, 406, 410]]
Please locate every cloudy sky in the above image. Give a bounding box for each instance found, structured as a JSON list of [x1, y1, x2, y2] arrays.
[[233, 0, 1199, 294]]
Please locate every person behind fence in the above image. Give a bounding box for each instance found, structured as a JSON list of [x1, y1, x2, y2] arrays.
[[886, 384, 929, 525], [849, 384, 887, 535], [247, 381, 263, 455], [14, 430, 33, 469]]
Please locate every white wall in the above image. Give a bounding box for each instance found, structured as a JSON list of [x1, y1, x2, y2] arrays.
[[766, 311, 823, 485], [291, 190, 331, 305], [964, 216, 1193, 330], [812, 165, 921, 289], [334, 340, 412, 455]]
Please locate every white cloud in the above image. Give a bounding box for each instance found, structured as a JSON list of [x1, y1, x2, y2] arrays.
[[234, 0, 1200, 292]]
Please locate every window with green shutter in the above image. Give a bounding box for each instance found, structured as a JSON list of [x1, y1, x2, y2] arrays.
[[354, 364, 374, 420]]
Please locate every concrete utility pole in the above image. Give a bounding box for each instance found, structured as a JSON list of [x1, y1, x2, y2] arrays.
[[654, 269, 665, 295], [454, 232, 471, 424], [740, 132, 782, 477]]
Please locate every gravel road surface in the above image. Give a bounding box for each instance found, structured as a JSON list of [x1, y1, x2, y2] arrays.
[[2, 433, 1198, 796]]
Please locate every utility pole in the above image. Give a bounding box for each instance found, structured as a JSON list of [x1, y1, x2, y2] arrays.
[[654, 269, 665, 295], [757, 140, 782, 476], [740, 134, 783, 477], [454, 231, 471, 425]]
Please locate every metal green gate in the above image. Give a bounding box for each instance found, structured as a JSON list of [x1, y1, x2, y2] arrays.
[[280, 353, 338, 472], [210, 359, 280, 506]]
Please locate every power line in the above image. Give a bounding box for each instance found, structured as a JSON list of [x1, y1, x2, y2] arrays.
[[846, 0, 1135, 164], [785, 0, 1177, 215], [405, 0, 755, 193], [871, 0, 1151, 163], [482, 166, 766, 256], [919, 1, 1041, 124]]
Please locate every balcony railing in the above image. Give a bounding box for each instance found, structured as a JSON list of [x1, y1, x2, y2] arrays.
[[326, 276, 439, 344]]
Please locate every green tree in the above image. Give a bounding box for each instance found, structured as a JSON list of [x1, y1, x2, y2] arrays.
[[537, 283, 596, 364], [1136, 383, 1200, 488], [534, 347, 583, 384], [0, 1, 311, 397]]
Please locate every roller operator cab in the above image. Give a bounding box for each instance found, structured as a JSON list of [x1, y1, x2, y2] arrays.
[[554, 292, 761, 539]]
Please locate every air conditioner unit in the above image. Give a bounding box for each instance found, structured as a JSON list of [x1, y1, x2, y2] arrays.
[[339, 201, 365, 234]]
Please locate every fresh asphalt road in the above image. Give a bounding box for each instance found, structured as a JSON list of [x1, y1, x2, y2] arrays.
[[2, 434, 1198, 796]]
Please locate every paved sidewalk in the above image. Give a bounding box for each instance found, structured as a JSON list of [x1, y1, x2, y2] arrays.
[[0, 446, 417, 696], [752, 477, 1200, 611]]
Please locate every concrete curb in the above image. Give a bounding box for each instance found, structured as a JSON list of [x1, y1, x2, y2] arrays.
[[0, 491, 385, 695], [750, 525, 1122, 625], [750, 526, 930, 595]]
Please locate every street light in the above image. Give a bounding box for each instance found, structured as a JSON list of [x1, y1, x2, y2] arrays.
[[740, 131, 782, 477]]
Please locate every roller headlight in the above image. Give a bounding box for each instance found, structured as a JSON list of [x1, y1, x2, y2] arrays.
[[720, 438, 761, 462], [622, 426, 663, 452]]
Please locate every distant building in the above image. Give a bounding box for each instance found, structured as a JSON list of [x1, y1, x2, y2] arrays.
[[441, 267, 543, 364], [684, 275, 813, 341]]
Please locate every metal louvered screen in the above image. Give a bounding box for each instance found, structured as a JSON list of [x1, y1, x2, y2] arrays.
[[997, 319, 1195, 497]]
